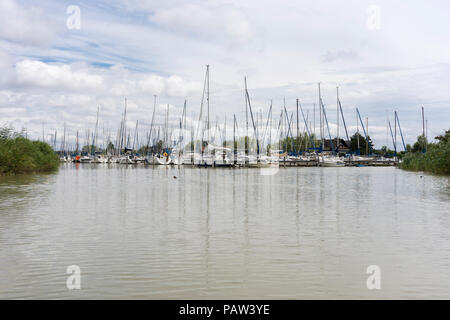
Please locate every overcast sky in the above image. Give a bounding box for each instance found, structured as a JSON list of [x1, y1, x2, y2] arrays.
[[0, 0, 449, 149]]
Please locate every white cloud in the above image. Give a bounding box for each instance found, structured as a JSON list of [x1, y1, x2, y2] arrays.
[[165, 75, 202, 97], [138, 75, 166, 95], [0, 50, 12, 70], [109, 69, 202, 97], [322, 50, 360, 63], [0, 0, 57, 46], [1, 57, 204, 147], [10, 61, 188, 101], [0, 49, 15, 86], [150, 3, 251, 43], [15, 60, 104, 91], [11, 59, 202, 99]]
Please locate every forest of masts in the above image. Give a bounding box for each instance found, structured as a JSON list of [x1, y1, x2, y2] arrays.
[[38, 66, 426, 159]]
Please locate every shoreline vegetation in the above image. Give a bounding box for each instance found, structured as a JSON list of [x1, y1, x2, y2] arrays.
[[399, 130, 450, 175], [0, 127, 59, 175]]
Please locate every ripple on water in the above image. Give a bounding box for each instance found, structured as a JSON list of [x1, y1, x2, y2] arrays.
[[0, 166, 449, 299]]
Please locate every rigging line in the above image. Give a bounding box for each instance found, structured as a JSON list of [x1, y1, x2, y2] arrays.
[[245, 88, 260, 157], [195, 67, 208, 141], [388, 121, 396, 155], [146, 95, 157, 153], [321, 99, 334, 151], [261, 102, 272, 147], [338, 99, 349, 141], [395, 111, 407, 151]]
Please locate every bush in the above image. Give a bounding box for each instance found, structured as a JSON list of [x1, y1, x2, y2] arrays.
[[400, 130, 450, 175], [0, 127, 59, 174]]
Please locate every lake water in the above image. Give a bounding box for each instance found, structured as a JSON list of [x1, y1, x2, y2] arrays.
[[0, 164, 449, 299]]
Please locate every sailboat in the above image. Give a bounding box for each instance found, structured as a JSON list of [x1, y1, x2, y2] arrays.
[[153, 103, 172, 165], [154, 153, 172, 165], [243, 77, 279, 168], [171, 100, 188, 166], [195, 65, 214, 167]]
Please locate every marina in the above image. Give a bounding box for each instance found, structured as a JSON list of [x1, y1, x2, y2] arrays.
[[59, 154, 399, 167], [52, 66, 409, 171]]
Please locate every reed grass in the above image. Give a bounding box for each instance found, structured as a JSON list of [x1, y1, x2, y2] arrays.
[[400, 130, 450, 175], [0, 127, 59, 174]]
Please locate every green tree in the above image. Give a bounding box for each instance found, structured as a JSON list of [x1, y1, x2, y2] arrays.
[[278, 133, 319, 153], [412, 135, 428, 153], [81, 144, 100, 154], [350, 132, 374, 155], [435, 130, 449, 144], [375, 145, 395, 156]]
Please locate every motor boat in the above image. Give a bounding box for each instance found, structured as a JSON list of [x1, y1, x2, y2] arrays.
[[319, 155, 345, 167]]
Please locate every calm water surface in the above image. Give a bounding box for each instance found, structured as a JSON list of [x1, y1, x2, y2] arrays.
[[0, 164, 449, 299]]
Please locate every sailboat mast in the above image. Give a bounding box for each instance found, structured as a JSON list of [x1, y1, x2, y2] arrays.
[[132, 120, 138, 151], [278, 110, 283, 154], [245, 76, 249, 163], [313, 103, 316, 148], [147, 95, 157, 155], [283, 97, 287, 142], [93, 106, 99, 153], [118, 113, 123, 155], [318, 83, 322, 150], [62, 123, 66, 154], [336, 86, 339, 147], [123, 98, 127, 150], [245, 82, 260, 162], [223, 115, 226, 161], [181, 100, 186, 155], [296, 98, 299, 151], [356, 111, 360, 152], [53, 130, 57, 150], [366, 117, 369, 155], [394, 110, 397, 154], [76, 130, 79, 154], [261, 102, 272, 151], [206, 65, 210, 143], [191, 120, 194, 165], [422, 106, 425, 137], [233, 114, 237, 165], [269, 100, 272, 153], [165, 104, 169, 148]]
